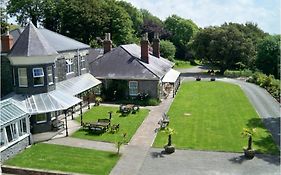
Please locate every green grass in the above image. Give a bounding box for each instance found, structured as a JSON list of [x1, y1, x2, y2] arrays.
[[173, 60, 194, 69], [72, 106, 149, 143], [4, 143, 119, 175], [153, 81, 279, 155]]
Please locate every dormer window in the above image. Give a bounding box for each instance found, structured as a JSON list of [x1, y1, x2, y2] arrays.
[[47, 66, 53, 85], [33, 68, 44, 87], [18, 68, 28, 87], [66, 59, 73, 73]]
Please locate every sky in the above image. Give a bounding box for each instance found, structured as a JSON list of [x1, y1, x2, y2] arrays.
[[125, 0, 280, 34]]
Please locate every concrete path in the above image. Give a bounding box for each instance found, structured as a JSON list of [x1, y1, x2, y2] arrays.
[[109, 94, 175, 175], [45, 137, 116, 152], [138, 148, 280, 175]]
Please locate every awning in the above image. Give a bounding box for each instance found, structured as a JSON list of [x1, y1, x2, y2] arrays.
[[10, 90, 82, 115], [162, 69, 180, 83], [0, 99, 29, 126], [56, 73, 101, 96]]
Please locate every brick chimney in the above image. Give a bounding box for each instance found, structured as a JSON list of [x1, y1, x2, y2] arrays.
[[103, 33, 112, 54], [1, 30, 14, 53], [141, 33, 149, 64], [152, 33, 160, 58]]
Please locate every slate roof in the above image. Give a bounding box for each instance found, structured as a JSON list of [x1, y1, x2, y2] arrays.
[[9, 22, 58, 57], [89, 44, 174, 80], [9, 28, 90, 53]]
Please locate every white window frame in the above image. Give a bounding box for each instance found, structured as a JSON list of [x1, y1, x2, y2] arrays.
[[33, 68, 44, 87], [66, 59, 74, 74], [18, 118, 27, 136], [129, 81, 138, 96], [47, 66, 54, 85], [18, 68, 28, 87], [80, 57, 86, 70], [36, 114, 47, 124]]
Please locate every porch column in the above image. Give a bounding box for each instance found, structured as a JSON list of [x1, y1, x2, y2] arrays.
[[80, 102, 83, 126], [71, 106, 74, 120], [87, 91, 90, 109], [64, 110, 69, 137]]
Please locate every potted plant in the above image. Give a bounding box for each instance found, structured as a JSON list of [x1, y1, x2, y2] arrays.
[[95, 96, 102, 106], [241, 128, 256, 159], [162, 127, 176, 154]]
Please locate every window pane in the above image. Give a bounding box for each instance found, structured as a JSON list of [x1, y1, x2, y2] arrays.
[[47, 66, 53, 84], [129, 81, 138, 96], [18, 68, 28, 87], [33, 68, 44, 77], [34, 77, 44, 86], [36, 114, 47, 123], [0, 129, 5, 146], [6, 126, 12, 142]]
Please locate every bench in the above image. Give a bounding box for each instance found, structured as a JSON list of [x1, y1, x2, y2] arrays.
[[110, 124, 120, 133], [158, 113, 170, 129]]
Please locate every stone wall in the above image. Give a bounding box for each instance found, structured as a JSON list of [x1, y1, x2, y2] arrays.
[[138, 80, 159, 98], [1, 136, 30, 162]]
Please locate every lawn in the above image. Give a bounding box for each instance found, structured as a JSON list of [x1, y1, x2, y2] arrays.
[[72, 106, 149, 143], [4, 143, 119, 175], [153, 81, 279, 155], [173, 59, 194, 69]]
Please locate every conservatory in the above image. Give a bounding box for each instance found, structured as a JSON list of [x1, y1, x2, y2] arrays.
[[0, 99, 31, 162]]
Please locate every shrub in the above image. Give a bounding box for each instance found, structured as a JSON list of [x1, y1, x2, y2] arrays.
[[145, 98, 160, 106]]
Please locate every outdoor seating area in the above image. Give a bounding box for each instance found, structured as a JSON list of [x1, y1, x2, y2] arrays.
[[83, 118, 120, 134], [119, 104, 140, 115], [158, 113, 170, 129]]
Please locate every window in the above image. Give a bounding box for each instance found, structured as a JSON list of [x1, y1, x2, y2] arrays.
[[129, 81, 138, 96], [18, 68, 28, 87], [33, 68, 44, 87], [66, 59, 73, 73], [80, 57, 86, 70], [47, 66, 53, 85], [36, 114, 47, 123], [18, 118, 27, 136], [94, 86, 101, 95], [0, 129, 6, 146], [5, 123, 17, 142]]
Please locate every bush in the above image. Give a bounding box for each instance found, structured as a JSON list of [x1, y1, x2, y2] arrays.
[[146, 98, 160, 106], [224, 69, 253, 78]]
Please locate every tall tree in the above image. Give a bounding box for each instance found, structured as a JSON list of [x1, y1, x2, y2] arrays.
[[116, 1, 143, 37], [192, 24, 255, 73], [164, 15, 199, 60], [256, 35, 280, 79], [140, 9, 168, 41], [7, 0, 44, 27]]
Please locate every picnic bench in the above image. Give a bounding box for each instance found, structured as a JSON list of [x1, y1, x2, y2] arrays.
[[158, 113, 170, 129], [120, 104, 140, 115], [84, 118, 111, 134]]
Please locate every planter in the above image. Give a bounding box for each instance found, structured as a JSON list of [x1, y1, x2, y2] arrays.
[[243, 148, 255, 159], [196, 77, 201, 81], [210, 77, 216, 81], [164, 145, 175, 154]]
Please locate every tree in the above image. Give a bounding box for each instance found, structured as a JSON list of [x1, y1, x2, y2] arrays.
[[7, 0, 45, 27], [140, 9, 168, 41], [164, 15, 199, 60], [192, 24, 255, 73], [160, 40, 176, 61], [256, 35, 280, 79], [117, 1, 143, 37]]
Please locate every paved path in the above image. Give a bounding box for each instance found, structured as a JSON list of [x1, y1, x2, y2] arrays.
[[109, 94, 175, 175], [138, 148, 280, 175]]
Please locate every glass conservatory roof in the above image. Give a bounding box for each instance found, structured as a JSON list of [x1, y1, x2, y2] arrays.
[[56, 73, 101, 96], [0, 99, 29, 126], [10, 90, 82, 115]]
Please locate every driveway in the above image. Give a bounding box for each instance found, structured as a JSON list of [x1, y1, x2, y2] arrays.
[[138, 148, 280, 175]]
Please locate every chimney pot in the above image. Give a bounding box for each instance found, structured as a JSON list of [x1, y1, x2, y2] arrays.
[[103, 33, 112, 54], [141, 33, 149, 63], [152, 33, 160, 58]]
